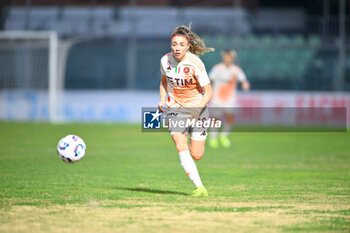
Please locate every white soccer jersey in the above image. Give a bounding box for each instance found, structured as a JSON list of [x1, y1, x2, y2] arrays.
[[160, 51, 210, 108], [209, 63, 247, 107]]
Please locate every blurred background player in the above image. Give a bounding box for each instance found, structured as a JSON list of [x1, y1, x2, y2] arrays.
[[208, 50, 250, 148], [158, 25, 213, 197]]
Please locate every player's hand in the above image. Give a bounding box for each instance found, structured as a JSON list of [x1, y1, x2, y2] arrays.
[[158, 100, 166, 112], [242, 81, 250, 91]]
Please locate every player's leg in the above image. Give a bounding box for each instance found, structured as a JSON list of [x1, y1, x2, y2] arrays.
[[188, 128, 208, 196], [190, 106, 209, 159], [189, 139, 206, 161], [220, 112, 235, 148], [209, 108, 223, 148], [171, 132, 206, 195], [209, 119, 220, 148]]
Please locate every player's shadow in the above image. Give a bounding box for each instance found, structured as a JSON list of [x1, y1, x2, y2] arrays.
[[115, 186, 189, 196]]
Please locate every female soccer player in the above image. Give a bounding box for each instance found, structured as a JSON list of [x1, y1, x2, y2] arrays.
[[208, 50, 250, 148], [158, 25, 213, 197]]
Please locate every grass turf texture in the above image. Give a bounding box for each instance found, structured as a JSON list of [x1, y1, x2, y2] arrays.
[[0, 122, 349, 232]]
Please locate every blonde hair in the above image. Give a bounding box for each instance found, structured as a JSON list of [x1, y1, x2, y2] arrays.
[[221, 49, 237, 58], [171, 24, 214, 56]]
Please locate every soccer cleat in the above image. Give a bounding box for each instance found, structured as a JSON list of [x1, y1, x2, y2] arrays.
[[220, 136, 231, 148], [192, 186, 208, 197], [209, 139, 219, 148]]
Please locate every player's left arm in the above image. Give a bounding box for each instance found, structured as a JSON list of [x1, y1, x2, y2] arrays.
[[194, 59, 213, 109], [191, 59, 213, 118], [241, 80, 250, 91], [237, 68, 250, 91], [190, 84, 212, 119], [198, 84, 213, 109]]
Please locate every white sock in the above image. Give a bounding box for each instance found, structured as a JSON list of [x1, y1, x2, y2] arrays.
[[210, 127, 219, 140], [178, 150, 203, 187], [221, 123, 232, 137]]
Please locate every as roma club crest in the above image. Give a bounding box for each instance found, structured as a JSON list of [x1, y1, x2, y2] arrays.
[[183, 67, 190, 74]]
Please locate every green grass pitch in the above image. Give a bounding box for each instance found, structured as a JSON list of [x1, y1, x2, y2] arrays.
[[0, 122, 349, 232]]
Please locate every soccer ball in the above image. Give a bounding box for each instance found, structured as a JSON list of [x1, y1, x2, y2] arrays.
[[57, 135, 86, 163]]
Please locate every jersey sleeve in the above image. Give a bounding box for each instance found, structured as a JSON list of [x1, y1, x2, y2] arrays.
[[197, 70, 210, 87], [160, 60, 165, 75], [236, 68, 247, 82], [209, 65, 217, 81], [193, 58, 210, 87]]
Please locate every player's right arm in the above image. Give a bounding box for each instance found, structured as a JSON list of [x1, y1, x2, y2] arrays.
[[158, 57, 168, 111], [158, 75, 167, 111], [208, 64, 218, 84]]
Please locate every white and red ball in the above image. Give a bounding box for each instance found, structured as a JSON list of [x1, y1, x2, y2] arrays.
[[57, 135, 86, 163]]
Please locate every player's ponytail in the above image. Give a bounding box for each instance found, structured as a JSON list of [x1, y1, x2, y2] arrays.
[[171, 23, 214, 56]]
